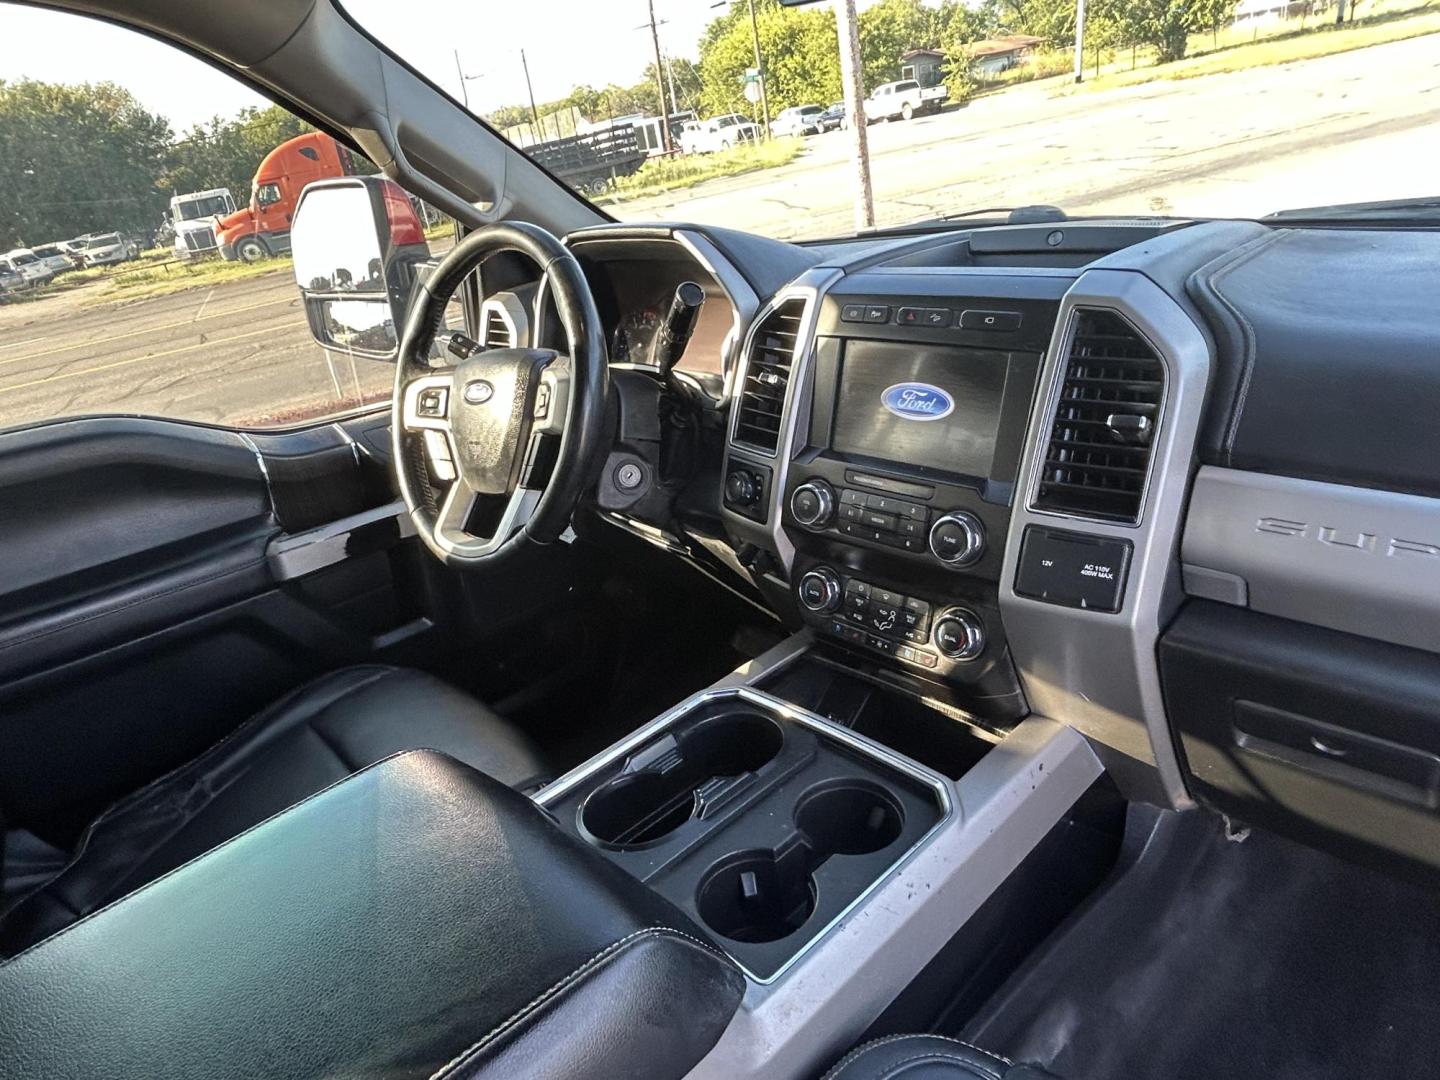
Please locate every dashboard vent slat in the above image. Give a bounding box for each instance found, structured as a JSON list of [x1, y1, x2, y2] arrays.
[[1033, 309, 1164, 524], [734, 298, 805, 454], [481, 306, 514, 349]]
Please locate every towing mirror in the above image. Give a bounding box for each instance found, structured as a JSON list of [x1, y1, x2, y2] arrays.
[[290, 176, 433, 361]]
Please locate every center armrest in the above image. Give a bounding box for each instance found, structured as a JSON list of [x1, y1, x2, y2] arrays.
[[0, 750, 743, 1079]]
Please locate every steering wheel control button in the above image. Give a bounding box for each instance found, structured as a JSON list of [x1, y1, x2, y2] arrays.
[[929, 511, 987, 567], [462, 380, 494, 405], [1015, 526, 1133, 613], [790, 480, 836, 529], [533, 383, 552, 419], [422, 430, 457, 483], [417, 387, 447, 418], [960, 309, 1022, 332], [797, 568, 842, 614], [934, 609, 986, 661]]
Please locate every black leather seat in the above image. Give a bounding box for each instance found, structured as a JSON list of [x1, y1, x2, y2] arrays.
[[0, 664, 548, 956], [825, 1035, 1057, 1080]]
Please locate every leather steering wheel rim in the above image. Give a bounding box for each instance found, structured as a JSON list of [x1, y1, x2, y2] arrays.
[[391, 221, 608, 569]]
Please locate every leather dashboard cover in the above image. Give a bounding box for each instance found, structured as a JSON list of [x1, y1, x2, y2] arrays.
[[1188, 227, 1440, 497], [0, 751, 743, 1080]]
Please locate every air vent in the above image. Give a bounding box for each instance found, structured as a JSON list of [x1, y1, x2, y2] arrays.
[[481, 304, 514, 349], [1034, 309, 1165, 524], [734, 298, 805, 454]]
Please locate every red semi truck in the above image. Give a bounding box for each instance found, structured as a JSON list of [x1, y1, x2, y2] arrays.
[[217, 132, 358, 262]]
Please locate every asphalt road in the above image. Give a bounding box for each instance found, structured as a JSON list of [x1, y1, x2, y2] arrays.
[[1, 33, 1435, 431], [619, 33, 1440, 237]]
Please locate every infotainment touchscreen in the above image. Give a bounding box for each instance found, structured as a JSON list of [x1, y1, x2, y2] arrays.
[[830, 340, 1012, 477]]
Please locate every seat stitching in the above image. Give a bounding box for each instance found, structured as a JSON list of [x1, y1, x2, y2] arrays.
[[0, 748, 432, 968], [823, 1035, 930, 1079], [428, 926, 733, 1079], [822, 1035, 1015, 1079], [875, 1052, 1005, 1080]]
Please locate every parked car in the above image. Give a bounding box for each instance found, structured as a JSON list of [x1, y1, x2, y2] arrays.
[[79, 232, 140, 267], [680, 113, 761, 155], [863, 79, 948, 123], [0, 261, 23, 300], [0, 250, 56, 288], [29, 243, 80, 274], [769, 105, 825, 138], [816, 101, 847, 132]]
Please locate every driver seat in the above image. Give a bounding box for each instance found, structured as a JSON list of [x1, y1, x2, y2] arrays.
[[0, 665, 548, 957]]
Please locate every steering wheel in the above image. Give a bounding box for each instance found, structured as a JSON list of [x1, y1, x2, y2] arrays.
[[392, 222, 609, 568]]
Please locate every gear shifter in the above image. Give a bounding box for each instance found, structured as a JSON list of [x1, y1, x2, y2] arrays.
[[649, 280, 706, 380]]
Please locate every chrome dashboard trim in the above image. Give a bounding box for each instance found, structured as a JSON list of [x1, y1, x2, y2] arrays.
[[1021, 305, 1170, 529], [722, 268, 844, 571], [536, 682, 954, 987], [1000, 268, 1206, 809]]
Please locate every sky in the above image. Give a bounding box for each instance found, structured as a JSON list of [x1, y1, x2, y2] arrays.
[[0, 1, 901, 130]]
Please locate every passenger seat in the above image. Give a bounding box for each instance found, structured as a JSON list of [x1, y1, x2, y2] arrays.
[[825, 1035, 1055, 1080]]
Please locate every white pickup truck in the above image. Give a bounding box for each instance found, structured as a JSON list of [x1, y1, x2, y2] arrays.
[[863, 79, 948, 123]]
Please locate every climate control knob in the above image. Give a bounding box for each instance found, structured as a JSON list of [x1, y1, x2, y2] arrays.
[[933, 608, 986, 661], [790, 480, 836, 529], [929, 511, 986, 567], [797, 567, 842, 614]]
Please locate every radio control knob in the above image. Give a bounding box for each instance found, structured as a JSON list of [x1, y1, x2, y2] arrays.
[[929, 511, 986, 566], [797, 567, 842, 613], [790, 480, 836, 529], [934, 608, 985, 661]]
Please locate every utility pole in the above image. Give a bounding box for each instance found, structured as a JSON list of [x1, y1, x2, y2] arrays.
[[454, 49, 469, 109], [647, 0, 675, 152], [746, 0, 771, 136], [836, 0, 874, 230], [1073, 0, 1087, 83], [521, 49, 543, 144]]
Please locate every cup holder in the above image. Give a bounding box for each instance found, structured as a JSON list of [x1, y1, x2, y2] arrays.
[[696, 848, 817, 943], [580, 711, 784, 849], [794, 779, 904, 855], [696, 778, 906, 944]]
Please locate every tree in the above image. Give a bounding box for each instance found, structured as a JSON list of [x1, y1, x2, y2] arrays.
[[160, 104, 314, 209], [698, 1, 842, 118], [858, 0, 943, 88], [0, 80, 172, 248]]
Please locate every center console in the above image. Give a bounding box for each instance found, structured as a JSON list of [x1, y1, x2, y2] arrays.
[[731, 274, 1070, 722], [538, 686, 949, 981]]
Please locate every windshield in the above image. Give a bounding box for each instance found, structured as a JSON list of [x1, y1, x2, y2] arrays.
[[347, 1, 1438, 240], [86, 234, 118, 248], [10, 253, 36, 265], [176, 196, 230, 220]]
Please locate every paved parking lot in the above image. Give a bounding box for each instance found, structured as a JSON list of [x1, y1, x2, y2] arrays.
[[1, 32, 1435, 431]]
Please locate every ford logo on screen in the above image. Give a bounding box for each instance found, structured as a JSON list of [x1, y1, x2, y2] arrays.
[[881, 382, 954, 421]]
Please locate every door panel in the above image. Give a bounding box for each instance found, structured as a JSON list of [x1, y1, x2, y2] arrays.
[[0, 412, 437, 843]]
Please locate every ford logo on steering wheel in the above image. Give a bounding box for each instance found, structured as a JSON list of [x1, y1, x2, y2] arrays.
[[881, 382, 954, 421]]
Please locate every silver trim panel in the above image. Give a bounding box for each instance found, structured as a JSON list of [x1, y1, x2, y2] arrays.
[[723, 268, 843, 570], [542, 684, 953, 986], [266, 500, 415, 580], [1184, 466, 1440, 652], [1001, 269, 1206, 809]]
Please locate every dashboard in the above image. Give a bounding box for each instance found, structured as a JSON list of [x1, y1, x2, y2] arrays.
[[535, 215, 1440, 890]]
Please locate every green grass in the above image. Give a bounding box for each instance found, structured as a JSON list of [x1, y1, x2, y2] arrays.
[[607, 138, 804, 202], [85, 255, 289, 305], [1058, 0, 1440, 94]]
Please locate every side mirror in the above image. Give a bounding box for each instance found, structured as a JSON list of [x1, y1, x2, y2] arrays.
[[290, 176, 434, 361]]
